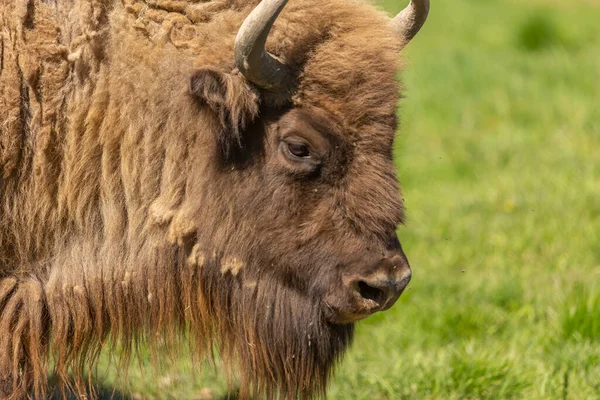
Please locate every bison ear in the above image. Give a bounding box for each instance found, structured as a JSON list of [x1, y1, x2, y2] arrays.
[[189, 68, 259, 162], [190, 69, 228, 110]]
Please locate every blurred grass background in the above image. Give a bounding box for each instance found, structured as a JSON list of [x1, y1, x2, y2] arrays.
[[93, 0, 600, 398]]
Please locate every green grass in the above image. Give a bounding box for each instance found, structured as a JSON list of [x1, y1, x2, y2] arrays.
[[92, 0, 600, 398]]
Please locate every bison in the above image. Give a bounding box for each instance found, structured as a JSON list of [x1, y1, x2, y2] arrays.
[[0, 0, 429, 398]]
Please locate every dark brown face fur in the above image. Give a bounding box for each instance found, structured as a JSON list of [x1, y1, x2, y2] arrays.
[[190, 69, 411, 326]]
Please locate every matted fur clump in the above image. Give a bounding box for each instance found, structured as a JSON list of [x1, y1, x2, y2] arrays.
[[0, 0, 418, 398]]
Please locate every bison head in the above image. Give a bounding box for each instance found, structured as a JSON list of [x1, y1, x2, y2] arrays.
[[180, 0, 429, 397]]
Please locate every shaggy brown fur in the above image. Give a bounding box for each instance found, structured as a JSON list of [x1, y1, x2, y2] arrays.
[[0, 0, 407, 398]]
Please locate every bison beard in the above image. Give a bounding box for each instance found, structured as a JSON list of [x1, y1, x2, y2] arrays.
[[0, 0, 428, 398], [199, 262, 355, 400]]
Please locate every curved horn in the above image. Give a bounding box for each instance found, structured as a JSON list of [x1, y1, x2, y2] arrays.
[[391, 0, 430, 46], [234, 0, 293, 91]]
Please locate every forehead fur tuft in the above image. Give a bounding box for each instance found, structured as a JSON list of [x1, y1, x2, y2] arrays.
[[267, 0, 403, 130]]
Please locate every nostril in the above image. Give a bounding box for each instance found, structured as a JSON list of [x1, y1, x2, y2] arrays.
[[357, 281, 386, 303]]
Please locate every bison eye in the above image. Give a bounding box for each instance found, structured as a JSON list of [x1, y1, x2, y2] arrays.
[[286, 142, 311, 158], [279, 137, 321, 173]]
